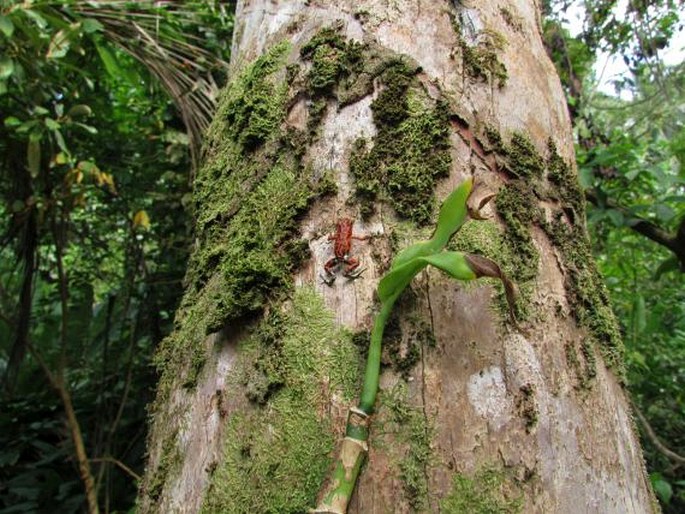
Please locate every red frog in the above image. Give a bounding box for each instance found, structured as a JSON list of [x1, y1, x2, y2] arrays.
[[322, 218, 367, 286]]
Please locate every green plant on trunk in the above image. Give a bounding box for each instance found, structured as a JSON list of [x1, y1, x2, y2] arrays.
[[313, 178, 517, 513]]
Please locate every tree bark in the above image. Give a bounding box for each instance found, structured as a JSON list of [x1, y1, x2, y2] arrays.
[[139, 1, 657, 513]]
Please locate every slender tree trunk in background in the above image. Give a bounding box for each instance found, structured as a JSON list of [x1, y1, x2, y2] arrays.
[[139, 1, 657, 512]]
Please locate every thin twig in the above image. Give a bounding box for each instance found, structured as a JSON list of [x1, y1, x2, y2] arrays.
[[90, 457, 142, 482], [632, 400, 685, 465]]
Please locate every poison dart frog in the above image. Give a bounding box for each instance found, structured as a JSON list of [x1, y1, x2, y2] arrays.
[[321, 218, 367, 286]]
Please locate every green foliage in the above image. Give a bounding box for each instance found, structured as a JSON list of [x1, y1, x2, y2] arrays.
[[0, 1, 233, 512], [544, 2, 685, 510], [376, 180, 474, 306]]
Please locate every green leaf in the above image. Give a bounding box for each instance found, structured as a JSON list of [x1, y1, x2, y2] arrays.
[[15, 120, 38, 134], [606, 209, 624, 227], [0, 56, 14, 80], [44, 118, 60, 131], [23, 9, 48, 29], [433, 178, 473, 247], [52, 128, 67, 154], [417, 252, 476, 281], [75, 122, 97, 134], [625, 168, 641, 181], [81, 19, 103, 33], [391, 178, 472, 270], [650, 473, 673, 504], [577, 166, 594, 188], [27, 135, 41, 178], [4, 116, 21, 127], [654, 203, 675, 223], [378, 259, 427, 302], [0, 80, 6, 96], [631, 295, 646, 336], [66, 104, 92, 119], [47, 29, 71, 59], [0, 14, 14, 37], [95, 43, 122, 78]]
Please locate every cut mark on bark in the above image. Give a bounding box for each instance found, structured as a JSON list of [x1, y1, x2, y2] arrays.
[[450, 115, 498, 173]]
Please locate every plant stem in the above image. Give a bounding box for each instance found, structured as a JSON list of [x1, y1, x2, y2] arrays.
[[359, 297, 397, 414]]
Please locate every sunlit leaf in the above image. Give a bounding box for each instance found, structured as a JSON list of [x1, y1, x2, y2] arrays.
[[47, 29, 71, 59], [95, 43, 121, 78], [44, 118, 60, 131], [66, 104, 92, 119], [0, 14, 14, 38], [0, 56, 14, 80], [133, 210, 150, 229], [4, 116, 21, 127], [75, 122, 97, 134]]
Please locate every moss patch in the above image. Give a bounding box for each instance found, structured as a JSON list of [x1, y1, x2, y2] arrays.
[[350, 65, 452, 224], [441, 466, 523, 513], [493, 181, 541, 320], [503, 133, 545, 180], [380, 383, 433, 511], [201, 288, 360, 513], [450, 12, 508, 88], [297, 26, 452, 225], [470, 128, 623, 371], [565, 338, 598, 390], [546, 139, 585, 219], [300, 26, 364, 94], [543, 216, 623, 371], [144, 430, 180, 503]]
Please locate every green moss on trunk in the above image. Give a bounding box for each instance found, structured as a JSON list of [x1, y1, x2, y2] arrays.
[[379, 383, 433, 511], [441, 466, 523, 513], [482, 128, 623, 370], [201, 288, 360, 513], [350, 67, 452, 224]]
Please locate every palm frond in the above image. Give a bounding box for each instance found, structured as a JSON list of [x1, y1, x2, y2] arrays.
[[66, 0, 232, 169]]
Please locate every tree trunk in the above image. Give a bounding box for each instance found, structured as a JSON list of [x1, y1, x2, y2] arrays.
[[138, 1, 657, 512]]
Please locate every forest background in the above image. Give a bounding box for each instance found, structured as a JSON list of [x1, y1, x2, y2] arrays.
[[0, 1, 682, 513]]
